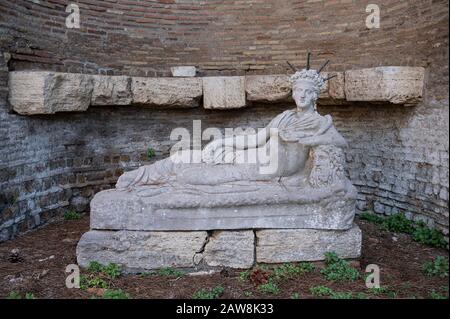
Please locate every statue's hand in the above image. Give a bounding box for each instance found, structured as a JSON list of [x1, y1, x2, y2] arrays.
[[202, 140, 220, 163]]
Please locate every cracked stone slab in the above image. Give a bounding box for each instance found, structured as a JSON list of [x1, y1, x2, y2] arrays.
[[202, 230, 254, 268], [132, 77, 203, 107], [203, 76, 246, 109], [9, 71, 93, 115], [256, 224, 362, 263], [76, 230, 208, 271], [91, 75, 132, 105], [345, 67, 425, 104]]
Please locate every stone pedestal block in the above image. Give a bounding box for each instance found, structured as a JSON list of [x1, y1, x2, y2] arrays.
[[202, 231, 254, 268], [256, 224, 362, 263], [77, 230, 208, 271], [76, 226, 361, 271]]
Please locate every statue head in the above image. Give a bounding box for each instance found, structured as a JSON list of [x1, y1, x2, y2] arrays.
[[287, 53, 334, 111], [290, 69, 325, 110]]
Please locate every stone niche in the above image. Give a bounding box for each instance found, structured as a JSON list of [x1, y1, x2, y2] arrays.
[[8, 66, 425, 115]]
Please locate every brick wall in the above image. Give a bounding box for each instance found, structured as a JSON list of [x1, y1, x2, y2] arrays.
[[0, 0, 448, 240]]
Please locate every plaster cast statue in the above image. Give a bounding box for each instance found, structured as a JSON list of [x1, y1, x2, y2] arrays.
[[116, 64, 347, 192]]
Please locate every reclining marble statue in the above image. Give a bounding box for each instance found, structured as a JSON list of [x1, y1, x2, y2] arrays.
[[77, 59, 362, 271]]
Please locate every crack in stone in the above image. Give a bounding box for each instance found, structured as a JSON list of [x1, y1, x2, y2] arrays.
[[192, 230, 212, 269]]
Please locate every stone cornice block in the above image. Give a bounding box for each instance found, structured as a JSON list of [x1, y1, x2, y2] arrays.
[[91, 75, 132, 106], [345, 67, 425, 104], [245, 72, 346, 104], [203, 76, 246, 109], [132, 77, 203, 108], [9, 71, 93, 115], [245, 75, 293, 103]]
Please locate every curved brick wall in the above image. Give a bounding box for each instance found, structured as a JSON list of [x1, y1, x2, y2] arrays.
[[0, 0, 448, 240]]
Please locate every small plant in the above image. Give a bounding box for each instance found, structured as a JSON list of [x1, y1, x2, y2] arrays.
[[413, 222, 447, 248], [258, 280, 280, 295], [147, 147, 156, 160], [359, 212, 447, 249], [429, 290, 448, 299], [355, 292, 368, 299], [368, 286, 391, 295], [320, 252, 360, 282], [291, 292, 300, 299], [86, 277, 109, 289], [422, 256, 449, 278], [87, 261, 104, 273], [87, 261, 122, 279], [310, 286, 333, 297], [238, 270, 250, 282], [7, 291, 36, 299], [330, 292, 353, 299], [243, 291, 253, 297], [64, 210, 81, 220], [101, 289, 131, 299], [386, 291, 397, 298], [273, 262, 315, 280], [103, 263, 122, 279], [156, 267, 185, 278], [192, 286, 225, 299], [80, 274, 109, 290], [7, 291, 22, 299], [381, 213, 414, 234], [359, 212, 384, 224]]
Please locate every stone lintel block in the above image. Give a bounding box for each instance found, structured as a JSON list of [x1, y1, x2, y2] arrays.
[[202, 230, 254, 268], [245, 73, 345, 104], [256, 224, 362, 263], [171, 66, 197, 77], [345, 67, 425, 104], [91, 75, 132, 105], [9, 71, 93, 115], [321, 72, 346, 100], [245, 75, 292, 103], [76, 230, 208, 271], [203, 76, 246, 109], [132, 77, 203, 108]]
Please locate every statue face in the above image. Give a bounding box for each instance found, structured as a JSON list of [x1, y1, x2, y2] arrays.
[[292, 81, 317, 110]]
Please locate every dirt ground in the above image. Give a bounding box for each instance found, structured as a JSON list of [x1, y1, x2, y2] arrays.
[[0, 214, 448, 299]]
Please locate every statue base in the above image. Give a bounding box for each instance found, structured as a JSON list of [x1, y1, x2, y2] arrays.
[[76, 181, 361, 271], [77, 225, 362, 272]]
